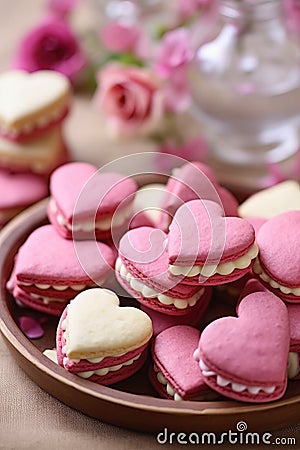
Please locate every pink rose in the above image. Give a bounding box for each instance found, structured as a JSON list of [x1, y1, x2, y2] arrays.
[[100, 21, 149, 59], [12, 19, 85, 82], [155, 28, 193, 77], [94, 63, 164, 137]]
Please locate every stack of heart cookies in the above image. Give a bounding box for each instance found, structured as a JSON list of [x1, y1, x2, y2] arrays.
[[0, 69, 71, 226]]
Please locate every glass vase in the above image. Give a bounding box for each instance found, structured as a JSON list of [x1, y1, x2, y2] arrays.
[[190, 0, 300, 190]]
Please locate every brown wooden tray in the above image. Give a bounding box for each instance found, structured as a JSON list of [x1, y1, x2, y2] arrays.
[[1, 199, 300, 434]]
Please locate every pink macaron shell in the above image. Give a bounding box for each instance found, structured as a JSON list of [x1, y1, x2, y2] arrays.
[[245, 217, 267, 236], [169, 200, 255, 266], [14, 225, 115, 286], [217, 187, 239, 217], [236, 278, 269, 306], [198, 292, 289, 403], [13, 285, 67, 316], [0, 169, 48, 209], [140, 288, 212, 336], [256, 211, 300, 302], [56, 307, 149, 386], [49, 162, 138, 223], [168, 200, 256, 286], [119, 227, 202, 299], [151, 326, 212, 400], [161, 162, 220, 218], [0, 107, 69, 143], [83, 350, 148, 386]]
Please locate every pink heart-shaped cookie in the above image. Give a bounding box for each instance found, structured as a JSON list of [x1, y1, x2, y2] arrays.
[[195, 291, 289, 402], [168, 200, 257, 286], [0, 169, 48, 225], [117, 226, 210, 315], [12, 225, 115, 315], [48, 162, 138, 240], [159, 162, 238, 231], [150, 326, 213, 400], [253, 211, 300, 303]]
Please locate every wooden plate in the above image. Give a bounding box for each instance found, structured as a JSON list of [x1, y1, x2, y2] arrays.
[[1, 199, 300, 434]]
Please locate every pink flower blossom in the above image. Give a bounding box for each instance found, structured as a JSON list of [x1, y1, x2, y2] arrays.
[[12, 18, 85, 82], [94, 63, 164, 137], [163, 67, 191, 113], [177, 0, 210, 20], [100, 21, 146, 57], [155, 28, 193, 78]]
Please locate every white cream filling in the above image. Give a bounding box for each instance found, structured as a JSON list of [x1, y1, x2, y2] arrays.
[[75, 353, 141, 378], [0, 105, 66, 135], [51, 199, 132, 232], [19, 281, 90, 291], [153, 364, 183, 401], [30, 292, 68, 305], [169, 243, 258, 278], [197, 357, 276, 395], [288, 352, 300, 379], [253, 259, 300, 296], [116, 257, 204, 310]]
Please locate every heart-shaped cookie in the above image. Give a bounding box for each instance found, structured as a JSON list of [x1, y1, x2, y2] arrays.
[[0, 169, 48, 226], [0, 127, 66, 175], [239, 180, 300, 219], [48, 162, 138, 240], [159, 162, 238, 231], [150, 326, 214, 401], [253, 211, 300, 303], [117, 226, 210, 315], [56, 288, 152, 385], [12, 225, 115, 315], [0, 70, 71, 141], [168, 200, 258, 286], [195, 291, 289, 402]]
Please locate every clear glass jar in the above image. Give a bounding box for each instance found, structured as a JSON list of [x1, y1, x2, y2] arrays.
[[190, 0, 300, 168]]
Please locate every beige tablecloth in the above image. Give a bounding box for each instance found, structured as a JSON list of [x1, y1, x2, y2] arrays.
[[1, 2, 300, 448]]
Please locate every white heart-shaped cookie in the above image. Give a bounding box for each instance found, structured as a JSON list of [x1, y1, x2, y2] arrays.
[[65, 288, 153, 359], [0, 70, 71, 128], [239, 180, 300, 219]]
